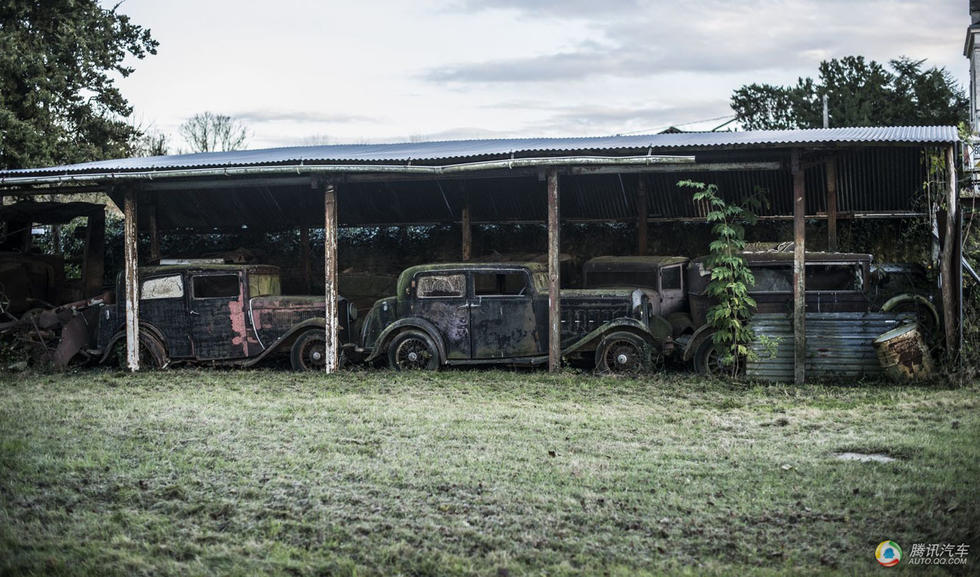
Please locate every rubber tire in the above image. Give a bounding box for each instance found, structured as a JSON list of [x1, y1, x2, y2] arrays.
[[693, 337, 744, 377], [594, 331, 652, 375], [387, 330, 440, 371], [290, 330, 333, 371], [883, 299, 939, 346], [112, 330, 168, 369]]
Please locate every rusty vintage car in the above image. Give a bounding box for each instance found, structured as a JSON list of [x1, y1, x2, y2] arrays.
[[582, 251, 938, 374], [356, 262, 673, 373], [47, 263, 356, 370]]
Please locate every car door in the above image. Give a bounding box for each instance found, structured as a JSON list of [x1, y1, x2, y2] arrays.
[[468, 269, 542, 359], [659, 264, 686, 316], [410, 271, 470, 359], [138, 273, 192, 358], [188, 271, 248, 360]]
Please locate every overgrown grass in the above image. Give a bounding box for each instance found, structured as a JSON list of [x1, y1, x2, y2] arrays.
[[0, 369, 976, 576]]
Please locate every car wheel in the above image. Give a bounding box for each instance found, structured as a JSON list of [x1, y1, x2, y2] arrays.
[[290, 330, 337, 371], [112, 330, 168, 369], [693, 336, 742, 377], [882, 298, 939, 346], [595, 332, 652, 375], [388, 330, 439, 371]]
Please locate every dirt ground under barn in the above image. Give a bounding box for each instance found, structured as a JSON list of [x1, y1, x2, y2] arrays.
[[0, 369, 976, 576]]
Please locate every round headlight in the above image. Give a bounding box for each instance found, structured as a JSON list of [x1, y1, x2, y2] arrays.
[[348, 302, 358, 321]]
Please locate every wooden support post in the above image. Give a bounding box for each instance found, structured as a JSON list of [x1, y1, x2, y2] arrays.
[[637, 176, 648, 255], [123, 189, 140, 372], [941, 145, 960, 359], [323, 183, 339, 373], [300, 227, 312, 294], [83, 207, 105, 297], [51, 225, 61, 254], [792, 151, 806, 385], [825, 158, 838, 251], [148, 204, 160, 263], [461, 188, 472, 261], [547, 169, 561, 372]]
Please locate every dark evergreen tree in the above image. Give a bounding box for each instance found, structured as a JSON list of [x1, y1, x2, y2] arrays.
[[0, 0, 157, 169]]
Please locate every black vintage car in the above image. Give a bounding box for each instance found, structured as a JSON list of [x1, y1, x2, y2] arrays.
[[70, 263, 356, 370], [581, 251, 937, 374], [356, 262, 673, 373]]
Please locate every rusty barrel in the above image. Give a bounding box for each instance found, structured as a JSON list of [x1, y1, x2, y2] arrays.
[[872, 323, 933, 382]]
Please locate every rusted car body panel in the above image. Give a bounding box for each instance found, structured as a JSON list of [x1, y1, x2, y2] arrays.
[[360, 262, 662, 370]]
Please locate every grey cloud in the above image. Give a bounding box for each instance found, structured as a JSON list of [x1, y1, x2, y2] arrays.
[[426, 1, 963, 84]]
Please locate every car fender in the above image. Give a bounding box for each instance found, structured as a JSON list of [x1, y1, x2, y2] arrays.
[[364, 317, 447, 364], [683, 324, 716, 362], [881, 293, 939, 327], [99, 322, 169, 365], [242, 318, 329, 367], [562, 317, 655, 357]]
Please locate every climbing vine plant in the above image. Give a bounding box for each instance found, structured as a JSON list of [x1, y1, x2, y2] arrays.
[[679, 180, 761, 375]]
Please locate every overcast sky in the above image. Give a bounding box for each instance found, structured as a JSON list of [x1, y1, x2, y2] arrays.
[[111, 0, 971, 150]]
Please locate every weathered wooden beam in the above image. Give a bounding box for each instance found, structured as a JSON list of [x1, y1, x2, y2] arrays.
[[300, 227, 312, 294], [792, 150, 806, 385], [123, 189, 140, 371], [148, 203, 160, 263], [323, 183, 339, 373], [941, 145, 960, 359], [461, 188, 472, 261], [636, 176, 648, 255], [547, 168, 561, 372], [825, 158, 838, 251], [83, 207, 105, 298]]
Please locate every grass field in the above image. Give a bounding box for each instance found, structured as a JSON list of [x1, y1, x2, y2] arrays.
[[0, 368, 977, 576]]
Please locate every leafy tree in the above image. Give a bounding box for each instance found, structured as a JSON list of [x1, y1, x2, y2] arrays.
[[731, 56, 968, 130], [178, 112, 248, 153], [0, 0, 157, 169]]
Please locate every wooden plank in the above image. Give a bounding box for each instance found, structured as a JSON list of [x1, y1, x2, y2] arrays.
[[792, 150, 806, 385], [461, 188, 472, 261], [636, 176, 648, 255], [300, 227, 312, 294], [123, 189, 140, 372], [83, 207, 105, 298], [148, 203, 160, 263], [324, 183, 339, 373], [547, 168, 561, 372], [826, 158, 838, 251], [941, 145, 960, 359]]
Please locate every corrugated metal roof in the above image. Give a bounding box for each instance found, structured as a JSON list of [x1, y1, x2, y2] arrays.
[[0, 126, 958, 176]]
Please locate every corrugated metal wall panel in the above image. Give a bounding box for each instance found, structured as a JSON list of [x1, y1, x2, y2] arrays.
[[746, 312, 914, 381]]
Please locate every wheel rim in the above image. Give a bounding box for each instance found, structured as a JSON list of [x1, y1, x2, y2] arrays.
[[702, 343, 743, 377], [299, 336, 327, 370], [703, 344, 724, 375], [394, 337, 432, 370], [603, 340, 643, 374]]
